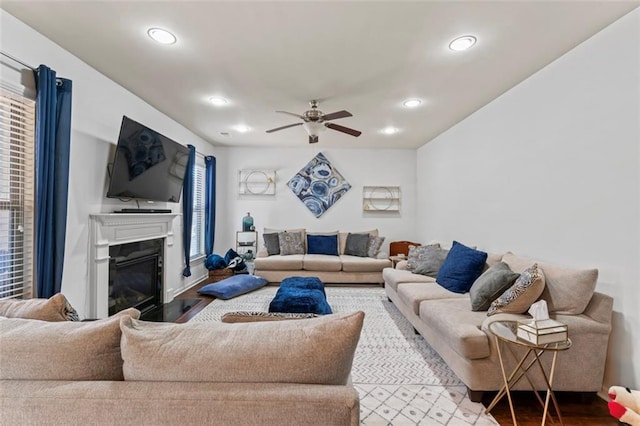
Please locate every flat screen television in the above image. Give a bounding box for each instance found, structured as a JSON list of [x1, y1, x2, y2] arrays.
[[107, 116, 190, 203]]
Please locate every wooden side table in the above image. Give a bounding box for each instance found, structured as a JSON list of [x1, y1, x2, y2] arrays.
[[485, 320, 571, 426]]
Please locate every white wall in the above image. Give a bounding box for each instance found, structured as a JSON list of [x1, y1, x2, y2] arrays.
[[416, 9, 640, 390], [220, 147, 417, 254], [0, 10, 225, 318]]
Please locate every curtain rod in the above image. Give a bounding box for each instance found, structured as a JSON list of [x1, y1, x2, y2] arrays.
[[0, 51, 36, 71]]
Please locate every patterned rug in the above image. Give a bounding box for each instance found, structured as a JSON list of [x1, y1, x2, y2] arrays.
[[191, 286, 498, 425]]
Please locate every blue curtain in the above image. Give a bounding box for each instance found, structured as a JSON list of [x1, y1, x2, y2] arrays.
[[34, 65, 72, 298], [181, 145, 196, 277], [204, 156, 216, 256]]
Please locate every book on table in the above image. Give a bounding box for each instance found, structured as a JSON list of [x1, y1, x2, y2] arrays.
[[516, 319, 568, 345]]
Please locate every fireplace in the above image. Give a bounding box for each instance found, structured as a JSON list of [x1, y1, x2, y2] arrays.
[[109, 239, 162, 316], [89, 213, 178, 318]]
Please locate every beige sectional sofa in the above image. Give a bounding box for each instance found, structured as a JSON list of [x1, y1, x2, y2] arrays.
[[0, 296, 363, 425], [254, 229, 391, 284], [383, 249, 613, 401]]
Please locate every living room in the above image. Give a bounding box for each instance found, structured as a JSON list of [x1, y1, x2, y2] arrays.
[[1, 2, 639, 425]]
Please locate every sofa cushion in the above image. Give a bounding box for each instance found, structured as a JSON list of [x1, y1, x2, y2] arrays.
[[502, 252, 598, 315], [469, 262, 520, 311], [339, 229, 378, 254], [383, 268, 436, 291], [344, 233, 370, 257], [278, 231, 304, 255], [197, 275, 268, 300], [436, 241, 488, 293], [488, 263, 545, 316], [0, 308, 140, 380], [120, 311, 364, 385], [367, 235, 386, 258], [340, 255, 392, 272], [0, 293, 79, 322], [419, 299, 491, 360], [406, 244, 443, 271], [413, 246, 450, 277], [303, 254, 342, 272], [397, 282, 468, 315], [263, 233, 280, 255], [306, 234, 339, 256], [254, 254, 304, 271]]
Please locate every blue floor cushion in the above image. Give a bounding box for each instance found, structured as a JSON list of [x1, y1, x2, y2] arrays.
[[280, 276, 326, 295], [198, 275, 268, 300], [269, 286, 332, 315]]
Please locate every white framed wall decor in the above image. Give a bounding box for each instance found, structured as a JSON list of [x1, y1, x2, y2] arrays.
[[238, 169, 276, 196]]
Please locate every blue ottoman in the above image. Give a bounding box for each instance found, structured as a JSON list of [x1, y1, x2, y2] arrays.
[[269, 277, 332, 315], [280, 276, 326, 295]]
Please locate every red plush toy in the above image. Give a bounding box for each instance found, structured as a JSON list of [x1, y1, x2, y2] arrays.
[[609, 386, 640, 426]]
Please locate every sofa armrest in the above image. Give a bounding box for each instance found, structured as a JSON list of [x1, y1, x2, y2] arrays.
[[395, 260, 409, 270], [257, 250, 269, 258], [582, 291, 613, 324]]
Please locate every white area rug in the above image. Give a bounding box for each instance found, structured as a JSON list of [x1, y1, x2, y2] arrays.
[[191, 286, 498, 425]]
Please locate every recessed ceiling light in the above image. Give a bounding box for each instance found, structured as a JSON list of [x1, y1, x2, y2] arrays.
[[382, 127, 398, 135], [449, 35, 477, 52], [147, 28, 177, 45], [209, 96, 228, 106], [402, 99, 422, 108], [234, 125, 250, 133]]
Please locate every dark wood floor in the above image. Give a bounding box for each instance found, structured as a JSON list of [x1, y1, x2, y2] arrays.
[[174, 280, 614, 425]]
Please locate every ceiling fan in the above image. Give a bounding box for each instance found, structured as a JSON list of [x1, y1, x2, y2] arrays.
[[265, 100, 362, 144]]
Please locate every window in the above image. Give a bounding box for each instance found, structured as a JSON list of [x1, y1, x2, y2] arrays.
[[189, 156, 205, 260], [0, 87, 35, 299]]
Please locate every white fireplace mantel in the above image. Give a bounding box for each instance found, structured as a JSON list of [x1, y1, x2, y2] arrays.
[[89, 213, 179, 318]]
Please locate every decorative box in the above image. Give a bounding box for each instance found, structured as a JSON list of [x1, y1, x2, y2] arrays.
[[516, 319, 568, 345]]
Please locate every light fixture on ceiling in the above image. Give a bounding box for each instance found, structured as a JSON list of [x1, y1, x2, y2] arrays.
[[382, 126, 398, 135], [209, 96, 228, 106], [302, 121, 326, 137], [402, 98, 422, 108], [147, 28, 177, 45], [449, 35, 477, 51], [234, 125, 250, 133]]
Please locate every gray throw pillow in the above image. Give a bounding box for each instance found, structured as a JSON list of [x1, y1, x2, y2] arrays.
[[278, 231, 304, 256], [344, 233, 370, 257], [263, 233, 280, 255], [413, 246, 449, 277], [469, 262, 520, 311], [367, 236, 385, 258]]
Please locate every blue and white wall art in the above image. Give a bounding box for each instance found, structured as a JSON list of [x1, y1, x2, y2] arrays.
[[287, 152, 351, 218]]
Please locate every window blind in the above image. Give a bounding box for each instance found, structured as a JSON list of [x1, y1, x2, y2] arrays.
[[0, 88, 35, 299], [190, 157, 205, 260]]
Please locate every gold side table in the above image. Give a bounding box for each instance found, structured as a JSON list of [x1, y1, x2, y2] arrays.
[[485, 320, 572, 426]]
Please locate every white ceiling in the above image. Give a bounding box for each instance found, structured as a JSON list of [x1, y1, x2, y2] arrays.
[[2, 1, 638, 149]]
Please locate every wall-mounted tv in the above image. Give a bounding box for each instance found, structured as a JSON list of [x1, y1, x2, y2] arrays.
[[107, 116, 190, 203]]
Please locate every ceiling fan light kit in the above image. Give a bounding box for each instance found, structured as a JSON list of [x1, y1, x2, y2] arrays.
[[266, 100, 362, 144]]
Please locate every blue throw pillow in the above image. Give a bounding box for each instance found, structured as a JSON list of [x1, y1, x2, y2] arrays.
[[197, 275, 268, 300], [224, 248, 246, 271], [204, 254, 227, 271], [436, 241, 488, 294], [306, 234, 339, 256]]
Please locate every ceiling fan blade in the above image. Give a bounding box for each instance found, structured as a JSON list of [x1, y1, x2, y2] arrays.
[[265, 122, 303, 133], [276, 110, 305, 119], [309, 135, 319, 144], [322, 110, 352, 121], [325, 122, 362, 137]]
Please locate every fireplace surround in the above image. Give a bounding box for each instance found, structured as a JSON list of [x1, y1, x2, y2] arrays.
[[89, 213, 178, 318]]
